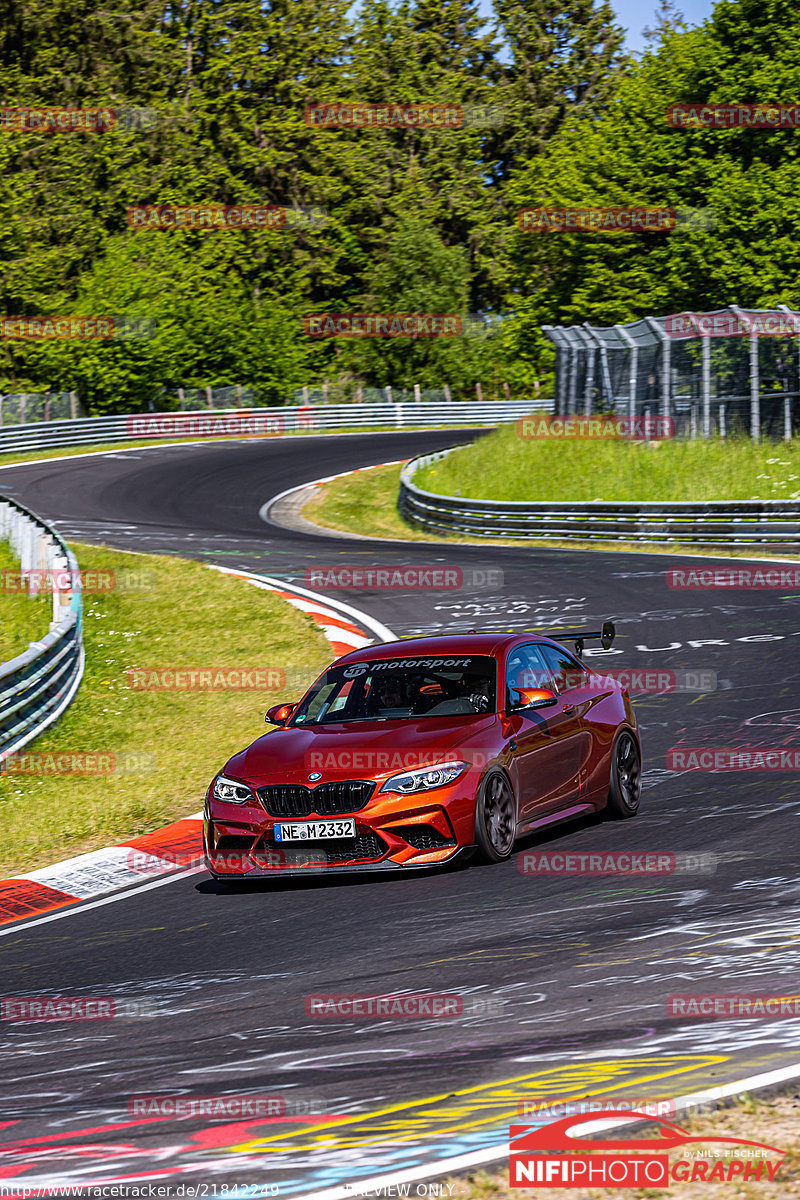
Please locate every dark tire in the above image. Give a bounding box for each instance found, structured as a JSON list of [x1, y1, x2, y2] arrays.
[[606, 730, 641, 819], [475, 770, 516, 861]]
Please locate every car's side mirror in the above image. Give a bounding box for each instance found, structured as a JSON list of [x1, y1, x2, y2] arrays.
[[266, 702, 296, 725], [511, 687, 558, 711]]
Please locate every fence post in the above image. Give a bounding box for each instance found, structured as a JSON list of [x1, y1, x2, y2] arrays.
[[476, 381, 483, 402], [206, 384, 213, 410], [719, 403, 726, 439], [385, 385, 392, 404], [178, 387, 185, 411], [785, 395, 792, 442], [444, 384, 451, 402], [322, 382, 328, 404], [701, 334, 711, 438], [503, 381, 511, 401], [20, 395, 26, 424], [69, 391, 77, 419], [730, 306, 759, 441], [615, 325, 637, 423], [414, 383, 421, 402]]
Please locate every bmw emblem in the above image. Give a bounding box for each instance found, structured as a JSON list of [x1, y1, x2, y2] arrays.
[[308, 772, 322, 781]]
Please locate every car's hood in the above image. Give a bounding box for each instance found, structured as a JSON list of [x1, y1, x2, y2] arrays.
[[224, 715, 498, 785]]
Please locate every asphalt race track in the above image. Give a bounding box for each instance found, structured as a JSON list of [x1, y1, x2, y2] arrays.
[[1, 430, 800, 1194]]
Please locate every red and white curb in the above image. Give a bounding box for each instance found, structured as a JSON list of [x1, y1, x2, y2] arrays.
[[0, 572, 394, 928]]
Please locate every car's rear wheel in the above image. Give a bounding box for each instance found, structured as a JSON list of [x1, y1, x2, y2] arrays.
[[606, 730, 641, 818], [475, 770, 516, 861]]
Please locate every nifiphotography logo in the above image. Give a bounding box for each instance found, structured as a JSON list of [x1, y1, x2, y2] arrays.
[[509, 1112, 785, 1187]]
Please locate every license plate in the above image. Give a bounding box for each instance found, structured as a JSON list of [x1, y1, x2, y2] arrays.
[[274, 819, 357, 842]]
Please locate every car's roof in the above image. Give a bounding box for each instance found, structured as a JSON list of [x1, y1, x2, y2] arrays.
[[336, 631, 570, 664]]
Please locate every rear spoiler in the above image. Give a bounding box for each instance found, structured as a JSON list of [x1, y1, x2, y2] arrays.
[[542, 620, 615, 659]]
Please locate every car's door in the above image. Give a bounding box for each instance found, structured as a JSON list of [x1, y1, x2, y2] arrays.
[[536, 643, 597, 794], [504, 642, 585, 823]]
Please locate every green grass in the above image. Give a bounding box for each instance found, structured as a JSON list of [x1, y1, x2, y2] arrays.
[[0, 539, 52, 661], [304, 462, 800, 559], [0, 543, 332, 876], [414, 424, 800, 502]]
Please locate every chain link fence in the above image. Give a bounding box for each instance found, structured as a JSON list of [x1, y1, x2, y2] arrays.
[[0, 392, 84, 425], [543, 306, 800, 440]]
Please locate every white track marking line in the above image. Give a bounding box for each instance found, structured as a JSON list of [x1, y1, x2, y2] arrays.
[[0, 866, 206, 937]]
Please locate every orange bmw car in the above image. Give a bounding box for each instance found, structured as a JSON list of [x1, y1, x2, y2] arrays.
[[203, 626, 641, 878]]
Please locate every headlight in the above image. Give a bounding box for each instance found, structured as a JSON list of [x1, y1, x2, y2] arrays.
[[212, 774, 253, 804], [379, 761, 467, 795]]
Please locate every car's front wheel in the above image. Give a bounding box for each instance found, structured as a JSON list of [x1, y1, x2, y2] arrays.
[[606, 730, 641, 818], [475, 770, 516, 861]]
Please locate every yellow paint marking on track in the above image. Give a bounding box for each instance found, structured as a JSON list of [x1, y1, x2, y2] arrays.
[[233, 1054, 728, 1155]]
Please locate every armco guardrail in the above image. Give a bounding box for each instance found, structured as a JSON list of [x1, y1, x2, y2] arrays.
[[0, 400, 551, 456], [0, 498, 84, 763], [399, 449, 800, 545]]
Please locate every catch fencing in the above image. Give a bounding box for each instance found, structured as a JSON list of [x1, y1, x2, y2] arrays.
[[399, 449, 800, 546], [543, 306, 800, 440], [0, 498, 84, 762]]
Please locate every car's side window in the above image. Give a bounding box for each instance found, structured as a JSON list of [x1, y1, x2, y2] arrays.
[[537, 644, 588, 694], [505, 643, 553, 708]]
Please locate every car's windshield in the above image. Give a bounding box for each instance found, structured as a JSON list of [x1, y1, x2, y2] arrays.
[[290, 654, 497, 725]]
